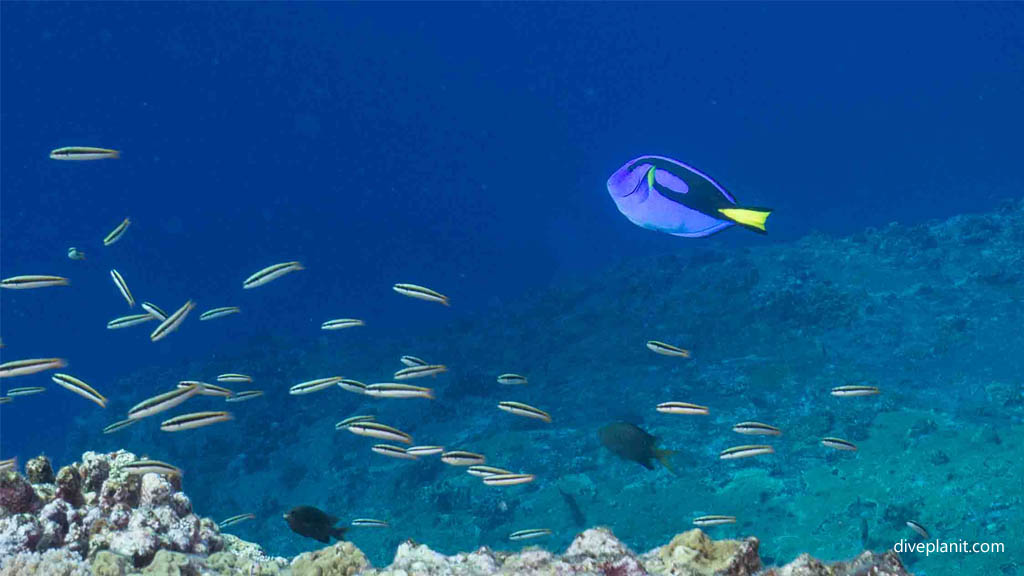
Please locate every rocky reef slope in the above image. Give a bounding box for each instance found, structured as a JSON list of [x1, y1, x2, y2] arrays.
[[0, 451, 910, 575]]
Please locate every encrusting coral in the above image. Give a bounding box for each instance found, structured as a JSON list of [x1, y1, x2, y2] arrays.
[[2, 454, 915, 575]]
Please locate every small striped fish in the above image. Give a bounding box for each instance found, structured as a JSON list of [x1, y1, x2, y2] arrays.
[[336, 379, 367, 394], [509, 528, 551, 541], [122, 459, 181, 476], [335, 415, 376, 430], [482, 473, 535, 486], [371, 444, 418, 460], [50, 146, 120, 161], [0, 275, 70, 289], [290, 377, 343, 395], [243, 262, 303, 289], [351, 518, 389, 528], [646, 340, 691, 358], [406, 445, 444, 456], [364, 383, 434, 400], [441, 451, 486, 466], [321, 318, 364, 330], [219, 513, 256, 528], [345, 422, 413, 444], [497, 373, 527, 385], [0, 458, 18, 472], [693, 515, 737, 527], [103, 419, 137, 434], [656, 401, 709, 415], [6, 387, 46, 397], [200, 307, 241, 321], [160, 411, 233, 432], [830, 385, 880, 397], [0, 358, 66, 378], [731, 422, 782, 436], [497, 401, 551, 423], [109, 269, 135, 307], [108, 314, 157, 330], [906, 520, 930, 539], [821, 437, 857, 451], [467, 465, 512, 478], [719, 445, 774, 460], [67, 247, 86, 261], [217, 373, 252, 384], [393, 283, 449, 306], [52, 373, 107, 408], [393, 364, 447, 380], [128, 384, 200, 420], [141, 302, 168, 321], [178, 381, 233, 398], [150, 300, 195, 342], [400, 355, 428, 367], [103, 218, 131, 246], [225, 390, 264, 403]]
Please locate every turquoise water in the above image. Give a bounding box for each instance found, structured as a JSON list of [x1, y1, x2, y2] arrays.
[[2, 4, 1023, 575]]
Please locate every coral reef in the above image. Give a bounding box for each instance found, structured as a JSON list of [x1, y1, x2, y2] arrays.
[[1, 451, 912, 575]]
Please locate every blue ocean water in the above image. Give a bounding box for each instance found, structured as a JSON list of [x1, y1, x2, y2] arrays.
[[2, 3, 1022, 574]]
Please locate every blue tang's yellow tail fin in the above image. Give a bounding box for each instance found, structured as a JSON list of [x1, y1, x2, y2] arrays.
[[718, 207, 772, 234]]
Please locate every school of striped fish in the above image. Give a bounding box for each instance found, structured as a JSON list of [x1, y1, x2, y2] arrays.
[[0, 146, 930, 547]]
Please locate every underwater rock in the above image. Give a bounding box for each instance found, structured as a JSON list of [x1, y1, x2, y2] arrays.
[[640, 529, 761, 575], [0, 466, 40, 516], [290, 540, 368, 575], [1, 453, 922, 576], [25, 456, 54, 485]]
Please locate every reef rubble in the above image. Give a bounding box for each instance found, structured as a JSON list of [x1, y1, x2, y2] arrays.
[[0, 451, 911, 575]]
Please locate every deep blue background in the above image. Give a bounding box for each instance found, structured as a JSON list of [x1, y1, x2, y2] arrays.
[[2, 4, 1022, 460]]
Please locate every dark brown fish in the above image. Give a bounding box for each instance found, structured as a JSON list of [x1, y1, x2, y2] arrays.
[[598, 422, 676, 472], [283, 506, 347, 543]]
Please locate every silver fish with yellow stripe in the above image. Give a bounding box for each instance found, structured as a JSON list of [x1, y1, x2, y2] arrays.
[[243, 262, 303, 289], [141, 302, 169, 321], [103, 218, 131, 246], [719, 445, 774, 460], [150, 300, 195, 342], [122, 460, 181, 476], [345, 422, 413, 444], [646, 340, 691, 358], [107, 314, 157, 330], [51, 373, 107, 408], [290, 377, 343, 395], [200, 307, 241, 321], [731, 422, 782, 436], [364, 383, 434, 400], [441, 451, 486, 466], [656, 401, 709, 415], [160, 411, 233, 432], [394, 364, 447, 380], [50, 146, 119, 161], [483, 473, 535, 486], [497, 401, 551, 423], [496, 373, 527, 386], [821, 437, 858, 451], [0, 358, 66, 378], [509, 528, 551, 541], [128, 383, 200, 419], [0, 275, 70, 289], [693, 515, 737, 527], [393, 283, 449, 306], [321, 318, 365, 330], [371, 444, 418, 460]]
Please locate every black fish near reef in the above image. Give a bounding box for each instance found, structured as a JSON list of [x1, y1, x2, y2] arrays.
[[283, 506, 348, 543], [598, 422, 676, 473]]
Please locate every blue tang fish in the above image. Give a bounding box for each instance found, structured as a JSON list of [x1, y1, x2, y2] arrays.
[[607, 155, 772, 237]]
